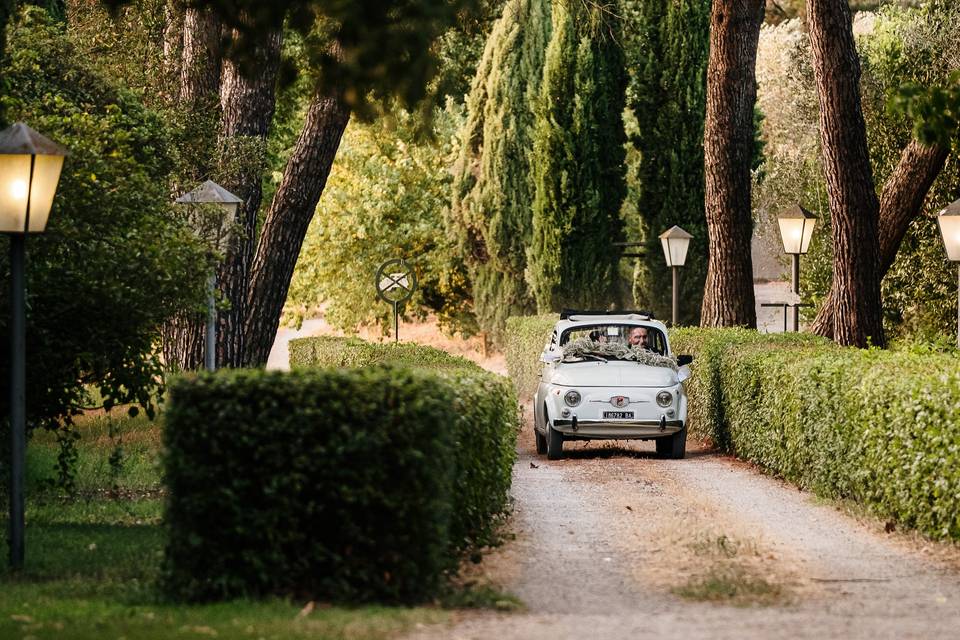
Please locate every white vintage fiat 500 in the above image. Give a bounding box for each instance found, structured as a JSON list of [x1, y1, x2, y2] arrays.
[[533, 311, 693, 460]]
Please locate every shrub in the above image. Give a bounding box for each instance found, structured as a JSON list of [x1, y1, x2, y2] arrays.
[[672, 327, 960, 541], [164, 358, 518, 602], [504, 314, 557, 397], [289, 336, 480, 371]]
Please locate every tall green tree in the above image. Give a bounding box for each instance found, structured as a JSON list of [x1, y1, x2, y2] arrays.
[[622, 0, 710, 325], [449, 0, 550, 343], [528, 1, 627, 312]]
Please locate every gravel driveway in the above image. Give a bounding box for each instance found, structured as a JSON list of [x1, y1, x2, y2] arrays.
[[403, 414, 960, 640]]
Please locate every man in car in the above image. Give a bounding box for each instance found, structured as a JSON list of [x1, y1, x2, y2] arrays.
[[628, 326, 652, 350]]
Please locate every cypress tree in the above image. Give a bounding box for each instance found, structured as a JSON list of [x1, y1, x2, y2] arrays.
[[449, 0, 551, 343], [623, 0, 710, 325], [528, 2, 627, 311]]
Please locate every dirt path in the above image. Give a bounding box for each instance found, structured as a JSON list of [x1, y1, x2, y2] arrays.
[[403, 414, 960, 640]]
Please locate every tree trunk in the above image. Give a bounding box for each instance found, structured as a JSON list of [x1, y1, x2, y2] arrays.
[[216, 28, 282, 367], [807, 0, 884, 348], [161, 4, 226, 371], [162, 1, 183, 102], [180, 6, 221, 107], [700, 0, 763, 328], [809, 140, 950, 338], [243, 91, 351, 367]]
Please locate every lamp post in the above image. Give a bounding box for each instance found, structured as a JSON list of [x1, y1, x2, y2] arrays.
[[659, 226, 693, 326], [776, 205, 817, 332], [175, 181, 241, 372], [936, 199, 960, 348], [0, 123, 67, 569]]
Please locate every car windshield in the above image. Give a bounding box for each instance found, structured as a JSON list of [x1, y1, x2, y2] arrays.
[[558, 324, 677, 370]]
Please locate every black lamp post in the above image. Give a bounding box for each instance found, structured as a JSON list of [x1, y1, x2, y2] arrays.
[[659, 225, 692, 326], [0, 123, 67, 569], [776, 205, 817, 332], [175, 180, 240, 372]]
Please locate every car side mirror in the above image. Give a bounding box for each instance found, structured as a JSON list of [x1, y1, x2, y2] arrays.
[[677, 365, 692, 383], [677, 354, 694, 366]]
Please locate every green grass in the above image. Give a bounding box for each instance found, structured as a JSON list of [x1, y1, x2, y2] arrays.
[[1, 411, 450, 639], [672, 567, 782, 606]]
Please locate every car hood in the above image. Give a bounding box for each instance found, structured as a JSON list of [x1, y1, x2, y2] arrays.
[[550, 361, 678, 387]]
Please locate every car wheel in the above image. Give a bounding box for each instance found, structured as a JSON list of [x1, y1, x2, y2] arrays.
[[546, 420, 564, 460], [535, 427, 547, 454], [656, 428, 686, 460]]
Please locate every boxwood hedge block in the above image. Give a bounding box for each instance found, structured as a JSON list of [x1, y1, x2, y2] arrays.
[[670, 327, 960, 541], [163, 363, 518, 603], [504, 314, 558, 397], [289, 336, 480, 371]]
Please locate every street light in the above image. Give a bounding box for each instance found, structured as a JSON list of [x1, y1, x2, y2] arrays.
[[936, 199, 960, 348], [659, 225, 692, 326], [175, 180, 241, 372], [0, 122, 67, 570], [777, 205, 817, 331]]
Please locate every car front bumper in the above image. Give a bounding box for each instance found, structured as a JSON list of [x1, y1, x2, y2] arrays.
[[551, 417, 684, 439]]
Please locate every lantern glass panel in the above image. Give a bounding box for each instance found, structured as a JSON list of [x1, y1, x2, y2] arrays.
[[661, 236, 690, 267], [938, 213, 960, 261], [0, 154, 64, 233], [778, 217, 804, 254]]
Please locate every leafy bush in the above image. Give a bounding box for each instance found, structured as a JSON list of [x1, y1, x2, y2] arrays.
[[504, 314, 557, 397], [0, 10, 207, 432], [164, 353, 518, 602], [672, 328, 960, 540], [289, 336, 480, 371]]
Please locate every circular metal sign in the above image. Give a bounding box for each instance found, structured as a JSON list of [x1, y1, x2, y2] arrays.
[[375, 259, 417, 304]]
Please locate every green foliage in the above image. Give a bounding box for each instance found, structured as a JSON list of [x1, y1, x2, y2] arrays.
[[285, 103, 474, 334], [288, 335, 482, 371], [503, 314, 558, 397], [0, 10, 208, 439], [163, 359, 518, 602], [620, 0, 710, 324], [671, 327, 960, 540], [449, 0, 551, 343], [528, 1, 627, 312], [891, 72, 960, 148]]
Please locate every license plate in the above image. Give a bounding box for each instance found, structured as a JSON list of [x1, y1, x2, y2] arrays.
[[603, 411, 634, 419]]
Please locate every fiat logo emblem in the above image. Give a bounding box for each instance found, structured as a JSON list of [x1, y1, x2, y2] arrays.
[[611, 396, 629, 408]]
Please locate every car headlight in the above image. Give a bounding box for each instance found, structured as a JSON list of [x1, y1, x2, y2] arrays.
[[564, 390, 582, 407], [656, 390, 673, 407]]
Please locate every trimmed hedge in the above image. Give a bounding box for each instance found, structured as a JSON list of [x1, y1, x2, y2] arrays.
[[289, 336, 481, 371], [671, 327, 960, 541], [504, 314, 558, 397], [163, 357, 518, 602]]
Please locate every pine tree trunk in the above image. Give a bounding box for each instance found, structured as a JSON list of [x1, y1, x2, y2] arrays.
[[180, 6, 220, 107], [243, 91, 351, 367], [700, 0, 763, 328], [809, 139, 950, 338], [161, 4, 224, 371], [807, 0, 883, 347], [215, 28, 282, 368], [161, 1, 183, 101]]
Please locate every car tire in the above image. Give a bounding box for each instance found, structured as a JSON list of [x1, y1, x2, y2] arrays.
[[535, 427, 547, 455], [656, 428, 686, 459], [546, 421, 564, 460]]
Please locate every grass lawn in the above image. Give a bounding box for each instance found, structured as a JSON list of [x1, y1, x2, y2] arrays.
[[1, 411, 448, 639]]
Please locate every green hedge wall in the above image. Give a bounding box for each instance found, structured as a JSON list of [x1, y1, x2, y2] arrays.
[[289, 336, 481, 371], [163, 360, 518, 602], [671, 327, 960, 541], [504, 314, 557, 397]]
